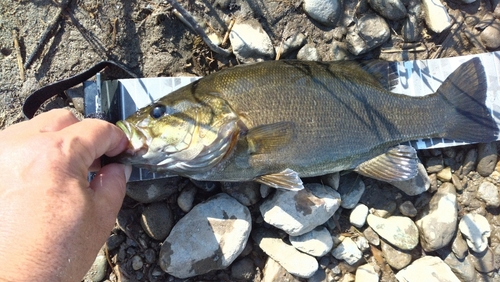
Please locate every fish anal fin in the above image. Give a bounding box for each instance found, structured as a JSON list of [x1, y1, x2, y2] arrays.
[[246, 122, 295, 154], [354, 145, 418, 182], [255, 168, 304, 191]]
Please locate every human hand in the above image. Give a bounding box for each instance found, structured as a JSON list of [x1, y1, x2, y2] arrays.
[[0, 109, 131, 281]]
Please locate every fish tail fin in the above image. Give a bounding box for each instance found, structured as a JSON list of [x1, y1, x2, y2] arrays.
[[437, 57, 498, 143]]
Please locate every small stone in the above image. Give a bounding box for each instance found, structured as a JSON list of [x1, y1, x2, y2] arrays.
[[459, 213, 491, 253], [367, 214, 419, 250], [131, 255, 143, 271], [350, 204, 369, 228], [395, 256, 460, 282], [451, 174, 463, 191], [346, 13, 390, 55], [390, 163, 430, 196], [437, 167, 452, 182], [308, 268, 327, 282], [442, 251, 476, 282], [471, 248, 495, 273], [461, 149, 478, 177], [331, 40, 352, 61], [177, 184, 197, 212], [321, 172, 340, 190], [355, 264, 379, 282], [279, 33, 307, 56], [140, 202, 174, 241], [426, 157, 444, 173], [260, 184, 272, 198], [338, 174, 365, 209], [399, 201, 417, 217], [331, 237, 363, 265], [421, 0, 452, 33], [289, 226, 333, 257], [369, 0, 407, 20], [222, 181, 260, 206], [381, 240, 412, 270], [106, 233, 125, 251], [297, 43, 320, 61], [477, 181, 500, 208], [451, 232, 469, 260], [83, 248, 108, 282], [402, 14, 421, 42], [190, 179, 219, 193], [261, 257, 302, 282], [303, 0, 342, 26], [126, 177, 183, 203], [144, 249, 156, 264], [476, 142, 498, 176], [231, 258, 256, 280], [363, 227, 380, 246], [230, 20, 275, 63], [481, 20, 500, 49], [353, 236, 370, 252]]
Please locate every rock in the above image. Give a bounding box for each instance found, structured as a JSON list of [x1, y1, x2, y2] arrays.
[[338, 174, 365, 209], [190, 179, 219, 193], [253, 228, 318, 278], [426, 157, 444, 173], [260, 183, 341, 236], [331, 40, 352, 61], [131, 255, 143, 270], [297, 43, 320, 61], [303, 0, 342, 26], [159, 193, 251, 278], [477, 181, 500, 208], [144, 249, 156, 264], [451, 174, 463, 191], [390, 163, 430, 196], [415, 182, 458, 252], [459, 213, 491, 253], [321, 172, 340, 190], [369, 0, 407, 21], [260, 184, 272, 198], [177, 184, 197, 212], [461, 149, 478, 177], [346, 13, 390, 55], [106, 233, 125, 251], [229, 20, 275, 63], [395, 256, 460, 282], [350, 204, 369, 228], [399, 201, 417, 217], [402, 14, 421, 42], [481, 20, 500, 49], [355, 264, 379, 282], [231, 258, 256, 280], [331, 237, 363, 265], [442, 251, 476, 282], [261, 257, 302, 282], [140, 202, 174, 241], [476, 142, 498, 176], [279, 33, 307, 56], [83, 247, 108, 282], [437, 167, 452, 182], [451, 232, 469, 260], [353, 236, 370, 252], [421, 0, 452, 33], [308, 268, 327, 282], [367, 214, 419, 250], [363, 227, 380, 246], [471, 248, 495, 273], [289, 226, 334, 257], [381, 240, 412, 270], [221, 181, 260, 206], [126, 177, 183, 203]]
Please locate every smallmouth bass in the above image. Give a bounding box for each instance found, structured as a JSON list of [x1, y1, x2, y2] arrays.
[[116, 58, 498, 190]]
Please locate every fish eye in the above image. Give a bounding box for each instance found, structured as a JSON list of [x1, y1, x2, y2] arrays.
[[150, 104, 167, 119]]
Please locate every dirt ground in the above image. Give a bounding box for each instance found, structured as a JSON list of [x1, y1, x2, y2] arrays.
[[1, 0, 499, 281]]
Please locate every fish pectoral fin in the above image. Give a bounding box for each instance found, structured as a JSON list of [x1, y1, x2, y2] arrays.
[[246, 122, 295, 154], [254, 168, 304, 191], [354, 145, 419, 182]]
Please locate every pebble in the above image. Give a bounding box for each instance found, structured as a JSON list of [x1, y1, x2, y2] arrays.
[[279, 33, 307, 56], [177, 184, 197, 212], [331, 237, 363, 265], [303, 0, 342, 26], [426, 157, 444, 173], [131, 255, 143, 271], [369, 0, 407, 21], [421, 0, 452, 33], [399, 201, 418, 217], [83, 247, 108, 282], [471, 248, 495, 273], [349, 204, 369, 228], [477, 181, 500, 208], [260, 183, 341, 236], [402, 13, 421, 42], [321, 172, 340, 190], [331, 40, 352, 61], [381, 240, 412, 270], [415, 182, 458, 252], [461, 148, 478, 178], [106, 233, 125, 251], [354, 264, 379, 282], [231, 258, 256, 280], [221, 181, 260, 206], [140, 202, 174, 241], [338, 174, 365, 209], [476, 142, 498, 176], [395, 256, 460, 282], [229, 20, 275, 63], [261, 257, 302, 282], [367, 214, 419, 250], [353, 236, 370, 252], [260, 184, 272, 198], [442, 251, 476, 282], [363, 227, 380, 246], [451, 232, 469, 260], [346, 13, 390, 55], [190, 179, 219, 193], [451, 174, 463, 191], [390, 163, 430, 196], [480, 20, 500, 49], [308, 268, 327, 282], [297, 43, 320, 61], [253, 228, 318, 278], [459, 213, 491, 253], [437, 167, 452, 182], [126, 177, 183, 203], [289, 226, 334, 257], [159, 193, 252, 278], [144, 248, 156, 264]]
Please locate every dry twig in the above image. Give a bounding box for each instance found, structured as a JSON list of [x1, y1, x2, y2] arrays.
[[12, 29, 25, 81]]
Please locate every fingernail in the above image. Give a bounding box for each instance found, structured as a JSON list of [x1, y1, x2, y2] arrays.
[[124, 165, 132, 182]]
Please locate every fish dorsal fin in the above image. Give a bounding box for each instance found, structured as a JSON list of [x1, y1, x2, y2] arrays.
[[354, 145, 418, 182], [358, 60, 399, 91], [246, 122, 295, 154], [254, 168, 304, 191]]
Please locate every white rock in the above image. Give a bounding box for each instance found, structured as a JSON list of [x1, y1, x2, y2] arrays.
[[367, 214, 419, 250], [459, 213, 491, 253], [229, 21, 275, 63], [177, 184, 197, 212], [396, 256, 460, 282], [350, 204, 369, 228], [354, 236, 370, 252], [421, 0, 452, 33], [346, 13, 390, 55], [477, 181, 500, 208], [355, 264, 379, 282], [260, 183, 341, 236], [289, 226, 333, 257], [390, 163, 430, 196], [303, 0, 342, 26], [338, 174, 365, 209], [297, 43, 320, 61], [331, 237, 363, 265]]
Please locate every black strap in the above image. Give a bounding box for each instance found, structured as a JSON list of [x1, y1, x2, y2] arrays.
[[23, 61, 137, 119]]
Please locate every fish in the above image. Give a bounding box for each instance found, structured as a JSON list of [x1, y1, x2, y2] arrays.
[[115, 58, 498, 190]]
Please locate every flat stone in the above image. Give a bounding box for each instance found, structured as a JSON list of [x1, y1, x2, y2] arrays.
[[338, 174, 365, 209], [399, 201, 418, 217], [303, 0, 342, 26], [355, 264, 379, 282], [390, 163, 430, 196], [331, 237, 363, 265], [230, 20, 275, 63], [395, 256, 460, 282], [221, 181, 260, 206], [321, 172, 340, 190], [260, 183, 341, 236], [289, 226, 333, 257], [159, 193, 251, 278], [437, 167, 452, 182], [253, 228, 318, 278], [261, 257, 302, 282], [140, 202, 174, 241], [369, 0, 407, 20], [461, 149, 478, 178], [346, 13, 390, 55], [471, 248, 496, 273], [477, 181, 500, 208], [367, 214, 419, 250], [459, 213, 491, 253], [415, 182, 458, 252], [126, 177, 184, 203], [381, 240, 412, 270], [421, 0, 452, 33], [426, 157, 444, 174], [477, 142, 498, 176], [350, 204, 369, 228]]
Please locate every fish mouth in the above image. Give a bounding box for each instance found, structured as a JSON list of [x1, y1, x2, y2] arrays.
[[116, 120, 148, 154]]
